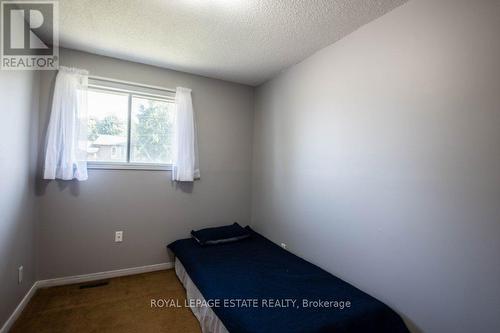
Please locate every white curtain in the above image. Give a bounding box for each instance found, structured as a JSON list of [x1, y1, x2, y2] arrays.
[[172, 87, 200, 181], [43, 66, 89, 181]]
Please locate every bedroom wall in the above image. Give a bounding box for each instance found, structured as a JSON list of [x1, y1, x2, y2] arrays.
[[37, 48, 254, 279], [251, 0, 500, 332], [0, 71, 40, 328]]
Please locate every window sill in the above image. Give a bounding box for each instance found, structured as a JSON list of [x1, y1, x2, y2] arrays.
[[87, 162, 172, 171]]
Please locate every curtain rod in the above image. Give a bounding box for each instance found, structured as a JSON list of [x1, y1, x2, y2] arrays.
[[88, 75, 176, 93]]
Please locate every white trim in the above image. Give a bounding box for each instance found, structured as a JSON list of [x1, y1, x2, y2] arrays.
[[88, 83, 176, 102], [88, 75, 176, 94], [87, 162, 173, 171], [0, 281, 39, 333], [37, 262, 173, 288], [0, 262, 173, 332]]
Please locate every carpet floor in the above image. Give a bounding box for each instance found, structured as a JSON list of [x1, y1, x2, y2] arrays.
[[11, 269, 202, 333]]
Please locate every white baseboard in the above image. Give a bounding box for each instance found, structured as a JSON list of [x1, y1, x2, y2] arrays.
[[0, 262, 173, 333], [0, 281, 39, 333], [37, 262, 173, 288]]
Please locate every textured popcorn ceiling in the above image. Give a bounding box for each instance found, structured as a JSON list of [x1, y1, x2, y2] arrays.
[[57, 0, 407, 85]]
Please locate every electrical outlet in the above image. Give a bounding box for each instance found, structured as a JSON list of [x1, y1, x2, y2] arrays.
[[280, 243, 287, 250], [18, 266, 23, 284], [115, 231, 123, 242]]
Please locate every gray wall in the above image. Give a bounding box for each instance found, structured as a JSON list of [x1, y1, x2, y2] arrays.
[[252, 1, 500, 332], [37, 48, 254, 279], [0, 71, 39, 327]]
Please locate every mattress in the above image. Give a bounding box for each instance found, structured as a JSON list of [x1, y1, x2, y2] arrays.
[[175, 258, 228, 333], [168, 227, 409, 333]]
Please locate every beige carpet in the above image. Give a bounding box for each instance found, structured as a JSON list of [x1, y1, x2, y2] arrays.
[[11, 269, 201, 333]]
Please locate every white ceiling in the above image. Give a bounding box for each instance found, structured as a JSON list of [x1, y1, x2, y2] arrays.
[[57, 0, 407, 86]]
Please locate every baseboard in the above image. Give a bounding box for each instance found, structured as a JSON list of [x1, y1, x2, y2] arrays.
[[0, 262, 173, 333], [37, 262, 174, 288], [0, 281, 39, 333]]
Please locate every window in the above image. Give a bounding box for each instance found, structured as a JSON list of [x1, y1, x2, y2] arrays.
[[86, 78, 175, 170]]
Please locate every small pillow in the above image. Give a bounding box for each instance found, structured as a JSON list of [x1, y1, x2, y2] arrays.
[[191, 223, 250, 246]]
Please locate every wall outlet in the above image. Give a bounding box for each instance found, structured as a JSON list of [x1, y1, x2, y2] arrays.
[[115, 231, 123, 242], [18, 266, 23, 284], [280, 243, 287, 250]]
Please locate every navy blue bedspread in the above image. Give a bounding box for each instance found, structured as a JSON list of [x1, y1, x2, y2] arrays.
[[168, 228, 409, 333]]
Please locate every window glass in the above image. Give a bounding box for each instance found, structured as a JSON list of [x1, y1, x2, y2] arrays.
[[87, 89, 129, 162], [130, 96, 175, 164]]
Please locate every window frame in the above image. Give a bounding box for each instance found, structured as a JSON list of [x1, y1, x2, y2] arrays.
[[86, 78, 176, 171]]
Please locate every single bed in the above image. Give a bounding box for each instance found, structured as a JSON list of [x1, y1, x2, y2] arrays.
[[168, 227, 409, 333]]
